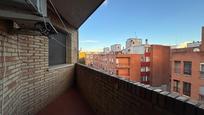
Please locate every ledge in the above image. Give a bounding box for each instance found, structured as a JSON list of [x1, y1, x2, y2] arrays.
[[48, 64, 74, 71], [76, 63, 204, 115]]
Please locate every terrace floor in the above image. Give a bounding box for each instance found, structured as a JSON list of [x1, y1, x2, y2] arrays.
[[37, 89, 94, 115]]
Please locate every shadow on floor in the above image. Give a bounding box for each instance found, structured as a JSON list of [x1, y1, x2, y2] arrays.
[[37, 89, 94, 115]]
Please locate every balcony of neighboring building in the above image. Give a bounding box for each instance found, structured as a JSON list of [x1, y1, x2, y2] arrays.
[[141, 62, 150, 67]]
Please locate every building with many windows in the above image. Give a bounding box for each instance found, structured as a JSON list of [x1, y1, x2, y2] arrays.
[[171, 27, 204, 102], [86, 42, 171, 90], [0, 1, 204, 115]]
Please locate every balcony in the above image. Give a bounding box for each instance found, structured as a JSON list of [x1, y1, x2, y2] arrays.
[[145, 52, 151, 57], [37, 64, 204, 115], [141, 71, 150, 76], [141, 62, 150, 67], [116, 63, 130, 68]]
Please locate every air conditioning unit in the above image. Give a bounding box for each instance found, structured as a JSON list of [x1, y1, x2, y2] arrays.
[[0, 0, 57, 35], [0, 0, 47, 17]]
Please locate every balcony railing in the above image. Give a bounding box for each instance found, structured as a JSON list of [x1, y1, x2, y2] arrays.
[[75, 64, 204, 115], [116, 63, 130, 68], [141, 62, 150, 67], [141, 71, 150, 76]]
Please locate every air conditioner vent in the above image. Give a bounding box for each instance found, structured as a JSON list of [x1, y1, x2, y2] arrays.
[[0, 0, 47, 17]]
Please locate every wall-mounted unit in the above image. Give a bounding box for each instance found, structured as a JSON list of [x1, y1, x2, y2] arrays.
[[0, 0, 56, 35], [0, 0, 47, 18]]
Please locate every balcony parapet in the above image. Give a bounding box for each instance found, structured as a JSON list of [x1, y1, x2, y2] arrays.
[[76, 63, 204, 115]]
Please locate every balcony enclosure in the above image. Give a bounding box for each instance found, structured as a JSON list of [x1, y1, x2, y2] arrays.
[[0, 0, 204, 115], [39, 64, 204, 115]]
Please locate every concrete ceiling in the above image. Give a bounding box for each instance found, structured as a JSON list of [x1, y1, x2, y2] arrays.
[[51, 0, 105, 29]]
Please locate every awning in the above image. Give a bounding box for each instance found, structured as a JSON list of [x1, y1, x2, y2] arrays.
[[50, 0, 105, 29]]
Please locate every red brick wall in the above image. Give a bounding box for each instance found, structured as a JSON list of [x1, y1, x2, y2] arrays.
[[90, 54, 141, 82], [171, 50, 204, 100], [150, 45, 171, 87], [0, 30, 75, 115], [76, 64, 204, 115]]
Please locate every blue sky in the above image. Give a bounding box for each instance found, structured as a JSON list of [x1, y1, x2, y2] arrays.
[[79, 0, 204, 51]]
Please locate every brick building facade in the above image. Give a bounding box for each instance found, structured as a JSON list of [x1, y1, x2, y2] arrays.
[[171, 27, 204, 102], [0, 22, 76, 114], [0, 1, 204, 115], [86, 44, 171, 89]]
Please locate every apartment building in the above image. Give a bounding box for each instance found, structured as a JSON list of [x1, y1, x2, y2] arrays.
[[86, 41, 171, 89], [126, 38, 142, 48], [140, 45, 171, 89], [111, 44, 121, 52], [149, 45, 171, 89], [171, 27, 204, 102], [1, 1, 204, 115], [103, 47, 110, 54], [116, 54, 142, 81], [90, 53, 141, 81]]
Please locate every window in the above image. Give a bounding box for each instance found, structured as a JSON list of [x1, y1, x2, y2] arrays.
[[116, 59, 119, 64], [184, 61, 192, 75], [174, 61, 181, 74], [145, 57, 150, 62], [142, 76, 148, 82], [200, 86, 204, 101], [183, 82, 191, 96], [200, 95, 204, 102], [200, 63, 204, 78], [145, 48, 149, 52], [173, 80, 180, 92], [49, 32, 67, 66], [116, 70, 119, 75], [141, 67, 145, 72]]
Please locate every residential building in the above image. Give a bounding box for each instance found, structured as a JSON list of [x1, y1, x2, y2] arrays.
[[187, 41, 201, 48], [171, 27, 204, 102], [123, 45, 146, 54], [103, 47, 110, 54], [87, 42, 171, 90], [116, 54, 142, 81], [149, 45, 171, 90], [123, 39, 150, 54], [111, 44, 121, 52], [85, 52, 98, 66], [0, 1, 204, 115], [79, 51, 86, 64], [126, 38, 142, 48], [90, 53, 142, 81]]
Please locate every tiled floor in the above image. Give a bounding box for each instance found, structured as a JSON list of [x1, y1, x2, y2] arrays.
[[37, 89, 94, 115]]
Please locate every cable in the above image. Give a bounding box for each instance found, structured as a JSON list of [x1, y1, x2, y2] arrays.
[[1, 35, 6, 115], [26, 0, 39, 12], [25, 0, 66, 48], [17, 35, 24, 115], [48, 0, 69, 32]]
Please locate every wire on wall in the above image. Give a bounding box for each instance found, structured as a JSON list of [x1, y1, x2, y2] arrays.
[[1, 35, 6, 115], [48, 0, 69, 32]]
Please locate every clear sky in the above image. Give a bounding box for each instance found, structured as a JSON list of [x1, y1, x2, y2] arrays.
[[79, 0, 204, 51]]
